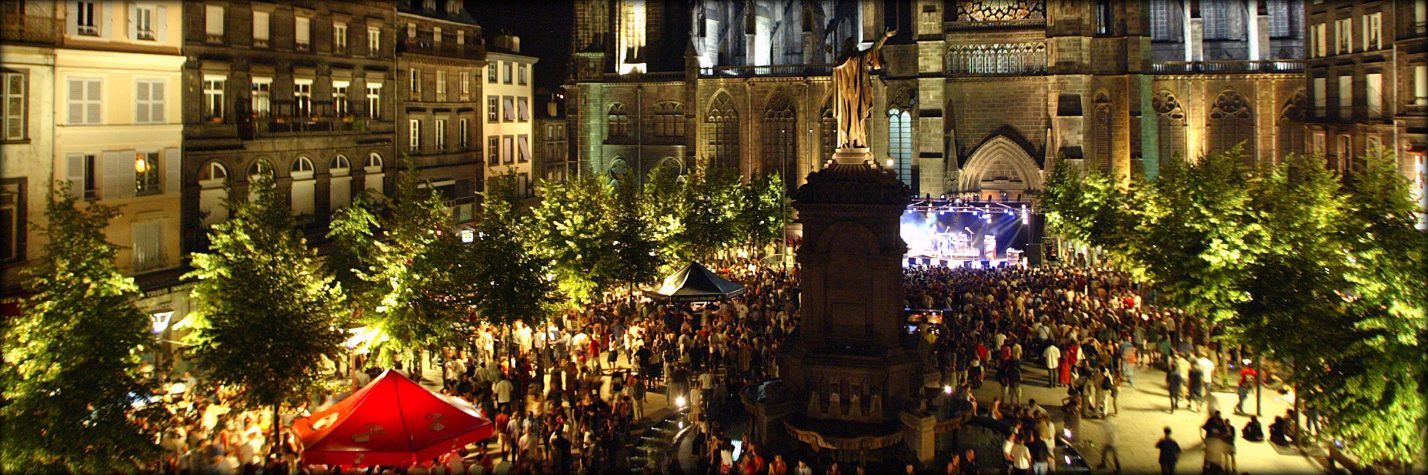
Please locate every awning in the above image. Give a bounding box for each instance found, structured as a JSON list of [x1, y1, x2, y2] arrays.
[[644, 262, 746, 303]]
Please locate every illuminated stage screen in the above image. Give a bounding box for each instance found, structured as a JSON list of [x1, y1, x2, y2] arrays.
[[900, 203, 1033, 267]]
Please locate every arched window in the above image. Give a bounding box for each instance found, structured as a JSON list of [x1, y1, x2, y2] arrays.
[[1093, 92, 1113, 172], [198, 161, 229, 227], [330, 155, 353, 210], [330, 155, 351, 176], [607, 103, 629, 139], [1208, 88, 1255, 163], [1277, 91, 1307, 161], [819, 105, 836, 167], [652, 102, 684, 141], [704, 92, 739, 171], [364, 152, 385, 199], [762, 94, 797, 192], [1152, 90, 1187, 164], [247, 159, 274, 181], [290, 157, 316, 217], [365, 152, 384, 171], [888, 107, 912, 189]]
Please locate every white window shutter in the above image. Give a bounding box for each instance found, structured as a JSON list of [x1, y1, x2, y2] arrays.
[[128, 5, 138, 40], [67, 154, 87, 197], [67, 79, 84, 124], [156, 6, 167, 42], [103, 150, 135, 200], [86, 79, 101, 124], [135, 82, 150, 123], [164, 147, 181, 194], [66, 3, 79, 37], [99, 2, 113, 38], [152, 81, 166, 122]]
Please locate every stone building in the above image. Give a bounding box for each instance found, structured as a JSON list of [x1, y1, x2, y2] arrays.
[[483, 34, 538, 198], [1303, 0, 1428, 220], [180, 0, 397, 251], [1, 2, 60, 300], [567, 0, 1306, 203], [534, 89, 573, 184], [396, 0, 485, 227]]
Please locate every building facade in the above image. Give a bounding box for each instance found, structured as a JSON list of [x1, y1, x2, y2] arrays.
[[483, 35, 539, 197], [568, 0, 1307, 203], [534, 90, 572, 184], [1, 1, 60, 298], [1303, 0, 1428, 220], [180, 0, 397, 252], [396, 0, 485, 227]]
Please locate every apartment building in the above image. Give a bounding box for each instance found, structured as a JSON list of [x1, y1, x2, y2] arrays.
[[483, 34, 538, 198]]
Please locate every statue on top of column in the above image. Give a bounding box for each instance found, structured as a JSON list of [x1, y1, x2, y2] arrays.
[[832, 29, 896, 151]]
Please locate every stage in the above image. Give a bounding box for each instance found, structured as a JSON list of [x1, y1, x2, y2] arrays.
[[899, 198, 1041, 268]]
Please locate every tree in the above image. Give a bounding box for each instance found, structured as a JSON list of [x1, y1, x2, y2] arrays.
[[605, 174, 663, 292], [643, 163, 688, 268], [469, 174, 558, 326], [737, 172, 788, 255], [532, 173, 616, 303], [678, 165, 741, 261], [0, 185, 164, 472], [359, 171, 465, 363], [184, 177, 344, 439], [325, 194, 382, 312]]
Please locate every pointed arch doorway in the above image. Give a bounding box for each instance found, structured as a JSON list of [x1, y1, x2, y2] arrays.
[[957, 135, 1042, 202]]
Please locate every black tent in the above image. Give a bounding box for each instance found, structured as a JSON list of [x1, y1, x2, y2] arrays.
[[644, 262, 746, 302]]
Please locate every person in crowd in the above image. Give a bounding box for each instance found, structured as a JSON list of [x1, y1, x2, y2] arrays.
[[1156, 427, 1181, 475]]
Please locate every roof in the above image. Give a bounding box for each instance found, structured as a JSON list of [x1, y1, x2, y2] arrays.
[[644, 262, 746, 302]]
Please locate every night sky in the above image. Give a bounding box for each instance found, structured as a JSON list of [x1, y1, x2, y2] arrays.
[[467, 0, 574, 92]]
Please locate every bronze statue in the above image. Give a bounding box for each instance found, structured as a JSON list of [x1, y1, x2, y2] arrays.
[[832, 30, 896, 151]]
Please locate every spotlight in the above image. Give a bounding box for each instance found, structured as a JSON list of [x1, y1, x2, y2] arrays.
[[943, 385, 952, 395], [675, 395, 687, 409]]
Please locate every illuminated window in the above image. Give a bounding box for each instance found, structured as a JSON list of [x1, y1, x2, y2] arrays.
[[888, 107, 912, 185], [294, 79, 312, 117], [333, 80, 350, 117], [251, 77, 271, 118], [135, 151, 160, 195], [2, 71, 25, 141], [253, 10, 269, 47], [366, 83, 382, 119], [202, 75, 224, 121]]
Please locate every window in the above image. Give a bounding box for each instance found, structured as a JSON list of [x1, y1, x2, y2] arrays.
[[1339, 75, 1352, 118], [888, 108, 912, 185], [1094, 0, 1112, 36], [0, 180, 22, 263], [203, 75, 224, 121], [132, 220, 163, 271], [607, 103, 628, 138], [435, 118, 446, 150], [4, 71, 28, 141], [67, 153, 97, 200], [406, 22, 415, 39], [517, 134, 530, 163], [819, 106, 836, 162], [1149, 0, 1183, 42], [331, 155, 352, 209], [502, 62, 512, 84], [1367, 73, 1382, 119], [488, 137, 500, 165], [488, 96, 498, 122], [517, 97, 529, 122], [457, 30, 465, 45], [198, 162, 228, 226], [502, 96, 514, 122], [67, 77, 102, 125], [488, 62, 497, 82], [333, 80, 350, 117], [1336, 18, 1352, 54], [653, 102, 684, 139], [134, 5, 156, 41], [1416, 66, 1428, 107], [253, 10, 269, 47], [366, 83, 381, 119], [1203, 0, 1244, 40], [1338, 135, 1351, 174], [1268, 0, 1293, 38], [1314, 23, 1328, 58], [502, 135, 514, 164], [294, 79, 312, 117], [205, 5, 224, 41], [433, 26, 442, 44], [459, 118, 469, 149], [409, 119, 421, 151], [365, 153, 383, 170], [290, 157, 315, 217], [1313, 77, 1327, 115], [704, 93, 739, 170], [410, 68, 421, 94], [460, 71, 469, 95], [295, 16, 311, 51], [518, 64, 528, 85], [436, 70, 447, 97], [135, 151, 160, 195], [334, 22, 348, 53], [135, 80, 165, 124], [1364, 12, 1381, 51], [76, 1, 99, 36], [367, 26, 381, 54], [763, 97, 797, 193]]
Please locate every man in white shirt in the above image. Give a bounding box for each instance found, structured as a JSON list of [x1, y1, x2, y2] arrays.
[[1010, 435, 1033, 473], [494, 377, 515, 411], [1043, 344, 1062, 387]]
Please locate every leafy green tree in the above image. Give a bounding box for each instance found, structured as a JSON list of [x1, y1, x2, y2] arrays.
[[1039, 162, 1138, 253], [606, 174, 663, 291], [532, 173, 616, 303], [469, 174, 558, 326], [737, 172, 789, 255], [185, 178, 344, 435], [325, 194, 382, 311], [643, 163, 688, 268], [0, 185, 164, 473], [678, 165, 741, 261]]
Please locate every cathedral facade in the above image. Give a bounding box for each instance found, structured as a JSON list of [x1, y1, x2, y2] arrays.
[[566, 0, 1307, 200]]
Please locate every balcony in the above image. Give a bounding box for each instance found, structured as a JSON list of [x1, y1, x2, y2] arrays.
[[0, 13, 61, 45], [698, 64, 834, 77], [396, 38, 483, 60], [238, 102, 390, 138], [1151, 60, 1304, 74]]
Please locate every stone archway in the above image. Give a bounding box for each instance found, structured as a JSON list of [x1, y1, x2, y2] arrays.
[[957, 135, 1042, 201]]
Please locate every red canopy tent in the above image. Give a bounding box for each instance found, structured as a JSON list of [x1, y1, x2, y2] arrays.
[[292, 370, 494, 467]]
